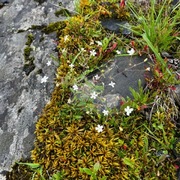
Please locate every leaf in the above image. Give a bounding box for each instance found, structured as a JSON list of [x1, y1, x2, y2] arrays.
[[123, 157, 134, 168], [93, 162, 100, 172], [80, 168, 93, 176], [17, 162, 40, 169]]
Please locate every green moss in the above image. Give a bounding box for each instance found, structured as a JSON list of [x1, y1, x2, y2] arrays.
[[55, 9, 71, 17], [175, 141, 180, 155], [25, 33, 34, 46], [6, 160, 33, 180], [24, 46, 33, 59], [23, 34, 35, 75], [42, 21, 66, 35]]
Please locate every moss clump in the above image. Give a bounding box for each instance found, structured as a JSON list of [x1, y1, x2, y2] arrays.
[[175, 140, 180, 155], [55, 9, 71, 17], [6, 160, 33, 180], [24, 46, 33, 60], [23, 34, 35, 75], [42, 21, 66, 35], [25, 33, 34, 46]]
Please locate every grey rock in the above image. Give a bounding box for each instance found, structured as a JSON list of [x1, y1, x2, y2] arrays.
[[0, 0, 74, 177], [101, 18, 131, 35], [77, 55, 151, 111]]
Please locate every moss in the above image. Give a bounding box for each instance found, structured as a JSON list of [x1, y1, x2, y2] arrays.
[[175, 141, 180, 155], [25, 33, 34, 46], [42, 21, 66, 35], [17, 29, 26, 33], [31, 24, 47, 31], [24, 46, 33, 59], [23, 33, 35, 75], [55, 9, 71, 17], [33, 0, 46, 4], [6, 160, 33, 180], [9, 0, 179, 179]]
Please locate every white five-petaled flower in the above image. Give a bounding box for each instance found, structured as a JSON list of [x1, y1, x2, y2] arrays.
[[124, 106, 133, 116], [102, 109, 109, 116], [64, 35, 69, 42], [95, 124, 103, 133], [94, 74, 100, 80], [41, 75, 48, 83], [69, 63, 74, 68], [90, 50, 97, 57], [73, 84, 78, 91], [116, 50, 121, 55], [90, 91, 98, 99], [127, 48, 135, 55], [96, 41, 102, 46], [46, 60, 51, 66], [109, 81, 116, 88]]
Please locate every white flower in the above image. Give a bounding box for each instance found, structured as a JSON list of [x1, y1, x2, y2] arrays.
[[90, 91, 98, 99], [109, 81, 116, 88], [102, 109, 109, 116], [69, 63, 74, 68], [127, 48, 135, 55], [64, 35, 69, 42], [41, 75, 48, 83], [94, 74, 100, 80], [96, 41, 102, 46], [95, 125, 103, 133], [73, 84, 78, 91], [90, 50, 97, 57], [46, 60, 51, 66], [124, 106, 133, 116], [116, 50, 121, 55]]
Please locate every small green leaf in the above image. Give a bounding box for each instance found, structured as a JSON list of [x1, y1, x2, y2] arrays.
[[123, 157, 134, 168], [17, 162, 41, 169], [80, 168, 93, 176], [93, 162, 100, 172]]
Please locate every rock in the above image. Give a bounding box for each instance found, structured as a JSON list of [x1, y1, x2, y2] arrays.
[[101, 18, 131, 35], [0, 0, 74, 177], [77, 55, 151, 111]]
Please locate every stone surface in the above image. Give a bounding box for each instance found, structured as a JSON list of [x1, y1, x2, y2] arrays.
[[101, 18, 131, 35], [78, 55, 151, 111], [0, 0, 74, 178]]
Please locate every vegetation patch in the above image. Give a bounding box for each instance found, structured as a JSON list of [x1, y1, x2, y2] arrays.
[[8, 0, 180, 179], [23, 33, 35, 76]]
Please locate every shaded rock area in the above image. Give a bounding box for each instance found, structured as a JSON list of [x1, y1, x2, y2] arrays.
[[78, 55, 151, 111], [0, 0, 74, 178]]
